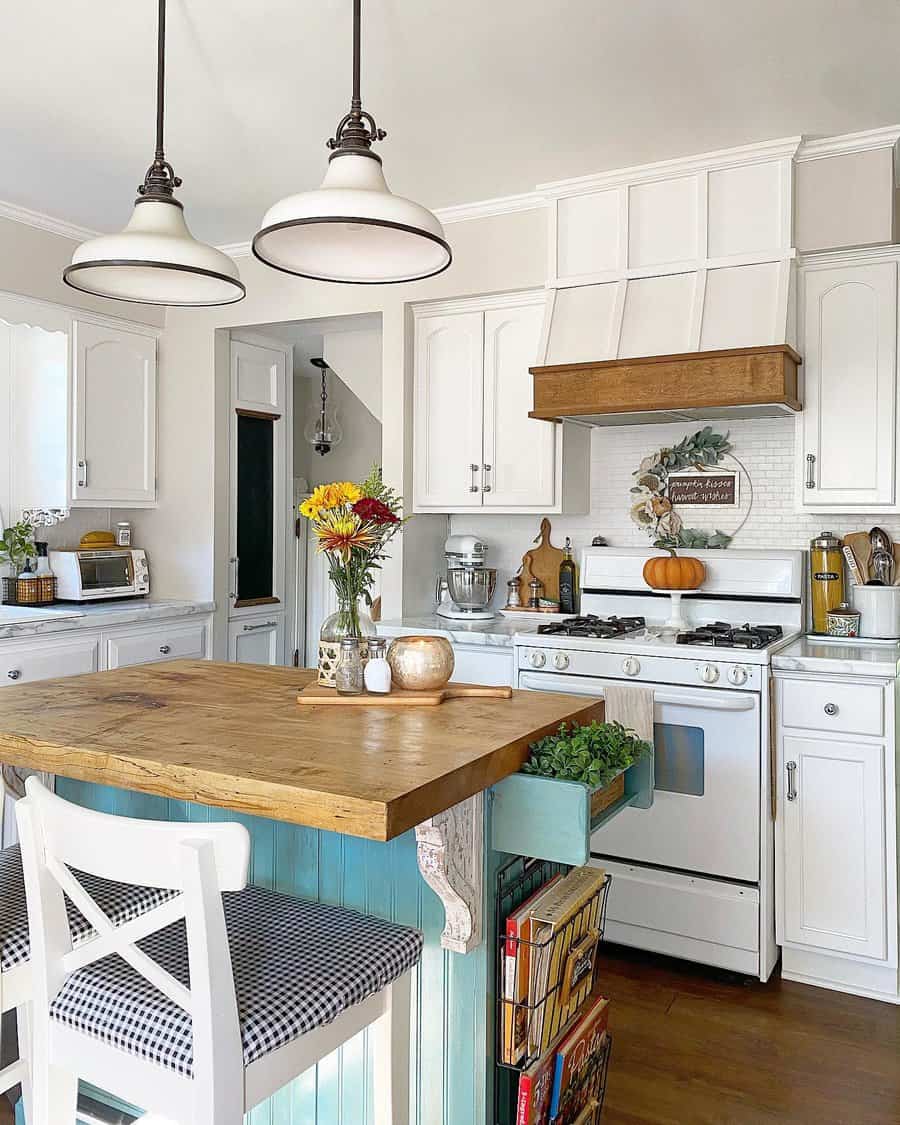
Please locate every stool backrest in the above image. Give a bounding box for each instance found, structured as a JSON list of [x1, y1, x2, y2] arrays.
[[16, 778, 251, 1110]]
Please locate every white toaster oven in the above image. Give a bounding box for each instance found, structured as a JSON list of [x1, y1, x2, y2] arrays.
[[48, 548, 150, 602]]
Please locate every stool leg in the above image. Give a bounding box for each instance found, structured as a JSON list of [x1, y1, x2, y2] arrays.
[[31, 1047, 76, 1125], [372, 971, 411, 1125]]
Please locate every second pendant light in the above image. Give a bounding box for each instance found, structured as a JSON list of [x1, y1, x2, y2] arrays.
[[253, 0, 451, 284]]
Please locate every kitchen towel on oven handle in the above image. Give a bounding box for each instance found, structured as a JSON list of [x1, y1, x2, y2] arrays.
[[602, 683, 655, 748]]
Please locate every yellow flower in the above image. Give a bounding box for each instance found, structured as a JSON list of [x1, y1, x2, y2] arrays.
[[314, 509, 376, 561], [299, 481, 363, 520]]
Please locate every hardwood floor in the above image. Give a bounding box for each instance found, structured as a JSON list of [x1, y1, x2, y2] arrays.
[[599, 944, 900, 1125]]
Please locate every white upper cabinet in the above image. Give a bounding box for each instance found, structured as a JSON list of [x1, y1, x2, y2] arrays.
[[413, 294, 588, 514], [781, 733, 888, 961], [798, 255, 898, 510], [72, 320, 158, 505], [413, 310, 484, 508], [482, 303, 556, 508], [231, 338, 286, 415]]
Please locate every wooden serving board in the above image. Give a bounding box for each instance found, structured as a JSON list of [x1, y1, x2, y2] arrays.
[[298, 683, 513, 707], [527, 518, 564, 603]]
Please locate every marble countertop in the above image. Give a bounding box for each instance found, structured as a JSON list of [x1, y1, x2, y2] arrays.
[[377, 614, 543, 648], [0, 599, 215, 641], [772, 635, 900, 678]]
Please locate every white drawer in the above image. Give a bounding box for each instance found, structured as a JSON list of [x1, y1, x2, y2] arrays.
[[449, 645, 514, 687], [0, 635, 100, 686], [104, 620, 209, 669], [781, 678, 884, 738]]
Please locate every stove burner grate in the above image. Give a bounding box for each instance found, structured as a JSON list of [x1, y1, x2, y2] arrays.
[[538, 614, 646, 639], [675, 622, 784, 650]]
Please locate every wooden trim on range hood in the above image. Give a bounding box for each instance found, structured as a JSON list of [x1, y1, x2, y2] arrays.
[[529, 344, 802, 422]]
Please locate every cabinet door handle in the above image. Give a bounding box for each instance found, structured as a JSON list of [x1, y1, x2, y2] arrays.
[[77, 459, 88, 488], [823, 702, 838, 716], [805, 453, 816, 489], [482, 463, 492, 493], [159, 644, 171, 655], [786, 760, 798, 802], [7, 670, 20, 681], [469, 464, 479, 493], [243, 621, 277, 632], [229, 557, 240, 600]]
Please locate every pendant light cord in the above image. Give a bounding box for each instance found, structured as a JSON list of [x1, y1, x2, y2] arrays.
[[137, 0, 182, 199], [327, 0, 385, 157], [351, 0, 361, 117]]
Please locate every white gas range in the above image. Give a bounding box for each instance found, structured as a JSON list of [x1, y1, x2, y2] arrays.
[[513, 547, 805, 980]]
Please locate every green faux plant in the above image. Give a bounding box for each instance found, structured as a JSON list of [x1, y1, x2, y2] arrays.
[[0, 520, 35, 573], [521, 720, 650, 790]]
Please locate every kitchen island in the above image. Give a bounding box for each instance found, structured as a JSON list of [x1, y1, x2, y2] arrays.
[[0, 659, 604, 1125]]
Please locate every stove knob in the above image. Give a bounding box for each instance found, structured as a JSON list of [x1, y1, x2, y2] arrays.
[[622, 656, 641, 677], [553, 652, 570, 671], [699, 663, 720, 684], [728, 665, 749, 686], [529, 650, 546, 668]]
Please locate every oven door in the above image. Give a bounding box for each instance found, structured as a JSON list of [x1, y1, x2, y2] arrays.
[[77, 552, 135, 596], [518, 671, 760, 882]]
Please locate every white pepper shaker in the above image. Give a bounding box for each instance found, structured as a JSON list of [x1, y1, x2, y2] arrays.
[[364, 638, 392, 694]]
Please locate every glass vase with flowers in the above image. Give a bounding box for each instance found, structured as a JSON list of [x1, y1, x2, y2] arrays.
[[299, 467, 407, 686]]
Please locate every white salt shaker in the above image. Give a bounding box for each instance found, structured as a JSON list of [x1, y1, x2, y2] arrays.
[[364, 638, 392, 694]]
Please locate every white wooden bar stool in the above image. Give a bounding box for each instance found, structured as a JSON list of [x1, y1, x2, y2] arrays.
[[16, 778, 421, 1125]]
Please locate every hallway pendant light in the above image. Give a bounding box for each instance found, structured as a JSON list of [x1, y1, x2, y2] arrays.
[[252, 0, 451, 284], [63, 0, 244, 306], [304, 359, 343, 455]]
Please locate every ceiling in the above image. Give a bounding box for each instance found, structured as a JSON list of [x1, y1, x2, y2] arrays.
[[4, 0, 900, 246]]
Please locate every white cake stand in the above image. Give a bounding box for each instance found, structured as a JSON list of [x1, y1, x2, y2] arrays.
[[655, 588, 693, 632]]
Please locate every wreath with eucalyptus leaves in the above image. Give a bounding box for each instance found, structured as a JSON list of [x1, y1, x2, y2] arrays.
[[630, 427, 747, 550]]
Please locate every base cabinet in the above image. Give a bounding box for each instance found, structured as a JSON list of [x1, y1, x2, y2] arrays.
[[104, 620, 210, 670], [228, 615, 285, 665], [775, 673, 898, 1001], [0, 635, 100, 686]]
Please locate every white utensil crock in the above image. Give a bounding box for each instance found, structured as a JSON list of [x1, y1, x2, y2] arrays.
[[850, 584, 900, 639]]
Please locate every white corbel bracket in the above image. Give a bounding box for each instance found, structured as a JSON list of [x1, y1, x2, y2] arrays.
[[415, 792, 483, 954]]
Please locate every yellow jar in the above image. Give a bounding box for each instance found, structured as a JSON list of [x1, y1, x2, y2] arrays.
[[810, 531, 844, 634]]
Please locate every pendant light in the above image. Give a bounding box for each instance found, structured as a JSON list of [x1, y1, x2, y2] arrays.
[[252, 0, 451, 284], [305, 359, 343, 455], [63, 0, 244, 307]]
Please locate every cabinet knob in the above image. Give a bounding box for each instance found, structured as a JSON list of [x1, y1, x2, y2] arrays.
[[7, 670, 20, 681], [824, 702, 838, 716], [159, 644, 171, 655]]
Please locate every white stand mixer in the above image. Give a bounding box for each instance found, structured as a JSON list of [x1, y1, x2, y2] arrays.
[[435, 534, 498, 621]]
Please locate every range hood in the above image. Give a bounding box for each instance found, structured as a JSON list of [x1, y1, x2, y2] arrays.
[[530, 344, 802, 427], [531, 259, 802, 426]]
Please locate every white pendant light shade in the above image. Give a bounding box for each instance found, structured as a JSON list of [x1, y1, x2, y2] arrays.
[[64, 199, 245, 306], [253, 154, 450, 284]]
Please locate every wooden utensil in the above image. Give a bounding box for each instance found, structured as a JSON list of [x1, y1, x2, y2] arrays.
[[843, 532, 872, 583], [528, 518, 565, 604], [297, 683, 514, 707]]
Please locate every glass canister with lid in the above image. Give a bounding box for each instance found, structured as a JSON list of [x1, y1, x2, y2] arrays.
[[810, 531, 845, 634]]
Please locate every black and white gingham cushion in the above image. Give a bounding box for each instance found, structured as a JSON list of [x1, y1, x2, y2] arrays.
[[0, 844, 178, 973], [49, 884, 423, 1076]]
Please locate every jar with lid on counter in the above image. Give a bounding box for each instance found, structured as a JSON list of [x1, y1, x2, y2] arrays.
[[810, 531, 844, 634]]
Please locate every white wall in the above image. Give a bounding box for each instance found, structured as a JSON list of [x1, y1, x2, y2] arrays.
[[451, 414, 900, 604], [323, 327, 382, 423], [130, 207, 546, 648]]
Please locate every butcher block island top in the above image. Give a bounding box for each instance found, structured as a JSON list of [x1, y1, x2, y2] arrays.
[[0, 659, 604, 841]]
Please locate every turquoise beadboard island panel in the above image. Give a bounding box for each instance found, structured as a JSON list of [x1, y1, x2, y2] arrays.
[[56, 779, 496, 1125]]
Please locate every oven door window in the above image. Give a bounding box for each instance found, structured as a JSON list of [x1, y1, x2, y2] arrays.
[[79, 555, 133, 590], [653, 722, 705, 797]]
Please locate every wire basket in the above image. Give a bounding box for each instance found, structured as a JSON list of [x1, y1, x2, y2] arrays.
[[1, 575, 57, 606]]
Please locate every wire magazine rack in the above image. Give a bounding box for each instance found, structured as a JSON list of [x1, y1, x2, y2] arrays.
[[495, 854, 612, 1125]]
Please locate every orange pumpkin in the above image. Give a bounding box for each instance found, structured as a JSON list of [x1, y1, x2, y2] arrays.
[[643, 554, 706, 591]]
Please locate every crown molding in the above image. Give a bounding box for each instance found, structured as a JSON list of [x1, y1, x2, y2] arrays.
[[798, 242, 900, 270], [433, 191, 545, 224], [538, 136, 803, 199], [796, 124, 900, 163], [217, 240, 253, 259], [0, 199, 98, 244]]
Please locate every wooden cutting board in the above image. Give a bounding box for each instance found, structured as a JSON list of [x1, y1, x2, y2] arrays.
[[298, 683, 513, 706], [527, 518, 564, 603]]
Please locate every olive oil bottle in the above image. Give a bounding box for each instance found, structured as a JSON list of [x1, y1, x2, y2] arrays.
[[559, 537, 577, 614]]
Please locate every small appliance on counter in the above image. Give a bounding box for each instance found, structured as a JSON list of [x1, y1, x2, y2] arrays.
[[49, 546, 149, 602], [435, 534, 497, 621]]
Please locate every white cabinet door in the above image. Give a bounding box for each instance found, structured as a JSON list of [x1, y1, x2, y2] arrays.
[[781, 734, 887, 959], [104, 619, 210, 669], [413, 311, 484, 508], [231, 338, 285, 415], [800, 261, 897, 508], [482, 301, 556, 508], [72, 321, 157, 505], [228, 615, 285, 665], [0, 634, 100, 686]]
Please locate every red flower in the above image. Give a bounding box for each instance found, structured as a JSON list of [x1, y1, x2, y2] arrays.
[[353, 497, 399, 524]]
